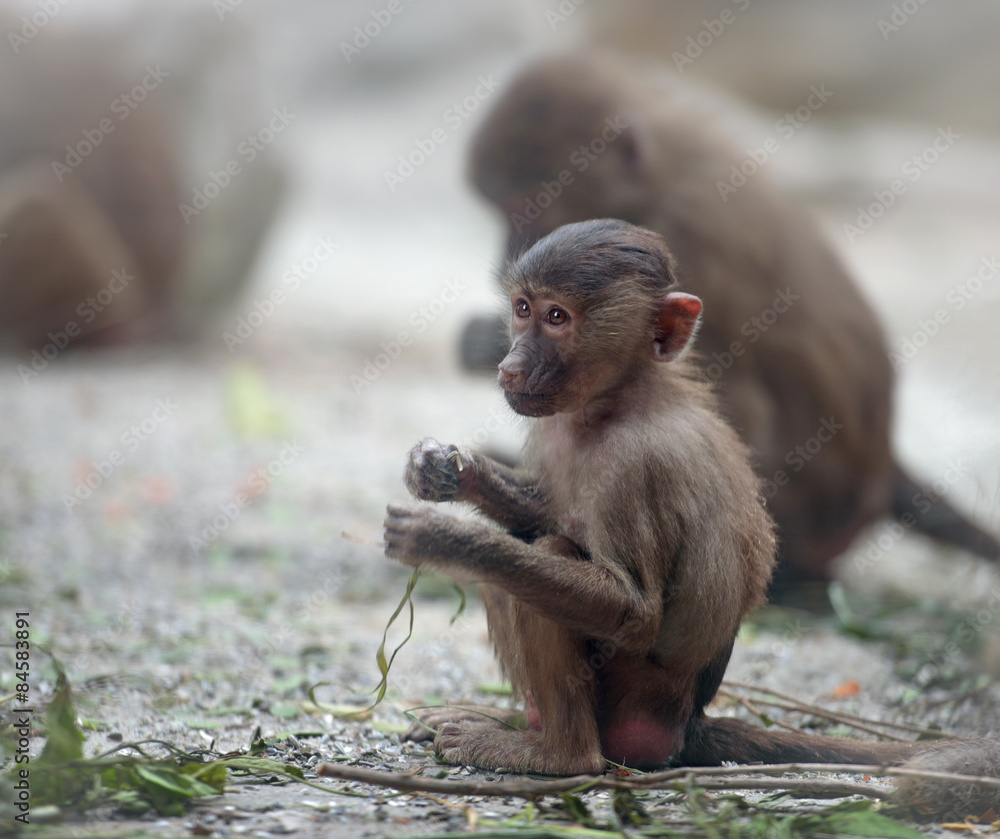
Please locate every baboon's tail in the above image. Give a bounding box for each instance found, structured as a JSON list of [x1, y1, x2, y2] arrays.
[[679, 715, 921, 767], [891, 465, 1000, 560], [679, 716, 1000, 822]]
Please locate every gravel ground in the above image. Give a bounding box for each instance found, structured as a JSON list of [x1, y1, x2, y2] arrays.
[[2, 339, 999, 837]]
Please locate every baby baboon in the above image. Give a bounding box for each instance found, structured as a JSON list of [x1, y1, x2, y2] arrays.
[[387, 220, 1000, 821]]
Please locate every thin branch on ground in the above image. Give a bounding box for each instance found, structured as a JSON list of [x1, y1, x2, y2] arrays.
[[316, 760, 1000, 802], [718, 690, 809, 736], [716, 687, 909, 742], [722, 680, 950, 740]]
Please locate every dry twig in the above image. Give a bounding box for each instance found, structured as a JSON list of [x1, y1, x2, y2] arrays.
[[722, 680, 948, 740], [719, 690, 809, 736], [317, 760, 1000, 802]]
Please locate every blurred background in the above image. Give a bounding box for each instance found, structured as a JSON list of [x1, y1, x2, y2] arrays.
[[1, 0, 1000, 801]]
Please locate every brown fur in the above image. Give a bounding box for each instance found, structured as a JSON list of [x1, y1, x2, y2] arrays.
[[892, 740, 1000, 821], [387, 219, 772, 774], [467, 52, 999, 593], [385, 220, 1000, 821]]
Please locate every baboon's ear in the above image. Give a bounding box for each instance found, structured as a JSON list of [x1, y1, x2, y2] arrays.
[[653, 292, 702, 361]]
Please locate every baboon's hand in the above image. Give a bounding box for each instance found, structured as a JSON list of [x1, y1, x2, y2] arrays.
[[384, 503, 450, 568], [403, 437, 466, 502], [384, 503, 486, 583]]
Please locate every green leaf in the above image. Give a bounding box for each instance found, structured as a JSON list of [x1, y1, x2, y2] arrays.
[[828, 812, 925, 837], [811, 801, 925, 838], [371, 720, 410, 735], [37, 668, 84, 765], [219, 756, 305, 781], [611, 788, 650, 827], [367, 569, 419, 711], [363, 570, 468, 712], [270, 702, 302, 720], [226, 362, 289, 438], [133, 763, 218, 800], [305, 682, 372, 721], [447, 578, 467, 624], [477, 682, 514, 696], [184, 761, 228, 792], [558, 793, 596, 828], [108, 789, 151, 814]]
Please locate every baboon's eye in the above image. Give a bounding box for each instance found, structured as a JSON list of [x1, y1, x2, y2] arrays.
[[546, 307, 568, 325]]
